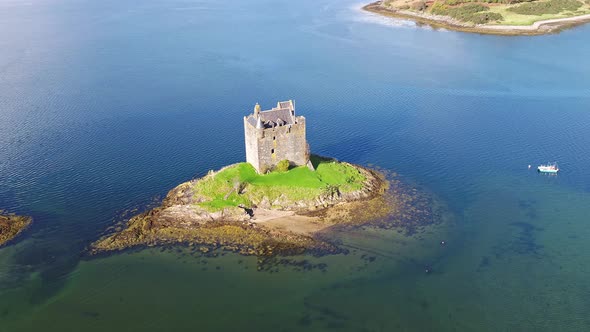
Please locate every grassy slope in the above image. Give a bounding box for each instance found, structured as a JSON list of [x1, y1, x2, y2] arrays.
[[383, 0, 590, 26], [488, 3, 590, 25], [193, 156, 367, 211]]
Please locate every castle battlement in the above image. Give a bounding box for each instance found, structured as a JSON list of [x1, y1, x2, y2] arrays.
[[244, 100, 310, 173]]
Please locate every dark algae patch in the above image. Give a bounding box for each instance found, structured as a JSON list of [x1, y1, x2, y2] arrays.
[[491, 221, 545, 260], [0, 211, 32, 247]]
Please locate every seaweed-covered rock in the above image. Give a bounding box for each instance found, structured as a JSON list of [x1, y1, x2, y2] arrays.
[[0, 212, 32, 246]]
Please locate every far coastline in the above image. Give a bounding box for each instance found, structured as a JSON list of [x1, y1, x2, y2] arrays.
[[363, 0, 590, 36]]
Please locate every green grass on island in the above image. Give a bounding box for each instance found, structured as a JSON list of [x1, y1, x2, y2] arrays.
[[192, 156, 367, 211], [379, 0, 590, 26]]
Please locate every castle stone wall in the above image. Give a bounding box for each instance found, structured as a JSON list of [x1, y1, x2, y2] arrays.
[[244, 103, 309, 173], [244, 116, 261, 172], [255, 117, 308, 172]]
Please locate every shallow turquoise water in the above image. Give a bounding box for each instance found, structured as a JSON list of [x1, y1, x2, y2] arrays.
[[1, 0, 590, 330]]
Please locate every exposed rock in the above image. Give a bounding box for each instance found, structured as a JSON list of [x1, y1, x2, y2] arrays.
[[259, 197, 271, 209], [0, 212, 32, 247]]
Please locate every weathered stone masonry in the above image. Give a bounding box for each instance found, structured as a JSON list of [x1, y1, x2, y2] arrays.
[[244, 100, 310, 173]]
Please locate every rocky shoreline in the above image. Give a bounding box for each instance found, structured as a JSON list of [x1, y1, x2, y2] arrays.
[[363, 1, 590, 36], [90, 162, 396, 257], [0, 212, 32, 247]]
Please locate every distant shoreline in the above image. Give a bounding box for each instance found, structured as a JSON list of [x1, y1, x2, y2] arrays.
[[363, 1, 590, 36]]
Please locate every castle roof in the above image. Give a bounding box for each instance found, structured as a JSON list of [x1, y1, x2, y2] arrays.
[[278, 101, 293, 109], [246, 100, 297, 129]]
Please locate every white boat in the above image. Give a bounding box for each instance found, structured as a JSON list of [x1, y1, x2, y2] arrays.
[[537, 162, 559, 173]]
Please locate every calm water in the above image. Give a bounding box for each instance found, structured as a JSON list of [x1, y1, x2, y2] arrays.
[[1, 0, 590, 330]]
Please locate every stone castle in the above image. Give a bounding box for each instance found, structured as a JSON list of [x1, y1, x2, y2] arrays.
[[244, 100, 310, 173]]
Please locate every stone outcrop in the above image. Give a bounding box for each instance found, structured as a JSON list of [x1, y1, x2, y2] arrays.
[[0, 213, 32, 247]]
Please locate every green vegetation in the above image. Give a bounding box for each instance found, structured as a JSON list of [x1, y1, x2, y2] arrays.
[[437, 0, 532, 5], [379, 0, 590, 27], [274, 159, 290, 173], [192, 156, 367, 211], [509, 0, 582, 14], [431, 2, 504, 23]]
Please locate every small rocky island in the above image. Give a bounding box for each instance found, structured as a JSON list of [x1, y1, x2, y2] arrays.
[[364, 0, 590, 35], [0, 211, 32, 247], [91, 157, 391, 256], [91, 101, 429, 257]]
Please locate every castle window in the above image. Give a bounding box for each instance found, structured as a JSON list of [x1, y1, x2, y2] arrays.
[[271, 149, 275, 154], [273, 136, 276, 141]]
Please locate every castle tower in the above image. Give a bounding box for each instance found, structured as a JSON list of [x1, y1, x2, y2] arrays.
[[244, 100, 310, 173]]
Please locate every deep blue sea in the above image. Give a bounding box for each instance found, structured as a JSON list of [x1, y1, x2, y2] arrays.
[[1, 0, 590, 330]]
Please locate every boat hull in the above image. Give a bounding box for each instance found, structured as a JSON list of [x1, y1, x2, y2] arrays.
[[537, 168, 558, 173]]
